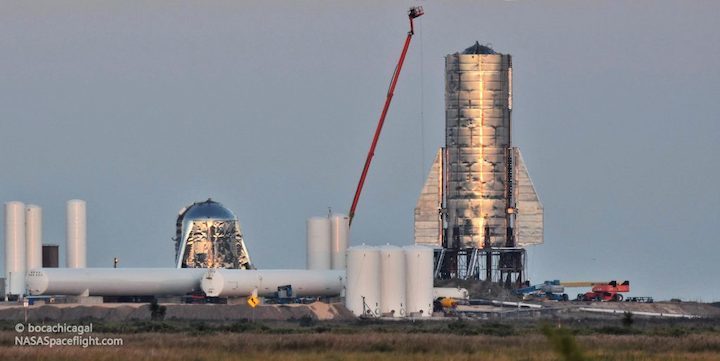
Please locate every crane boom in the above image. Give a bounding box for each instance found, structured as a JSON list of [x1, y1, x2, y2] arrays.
[[348, 6, 424, 226], [561, 281, 629, 288]]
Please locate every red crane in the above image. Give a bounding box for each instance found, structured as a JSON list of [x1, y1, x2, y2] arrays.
[[348, 6, 424, 226]]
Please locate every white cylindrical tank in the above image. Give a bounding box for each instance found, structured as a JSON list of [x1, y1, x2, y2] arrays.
[[330, 214, 349, 269], [26, 268, 206, 296], [26, 205, 43, 271], [404, 245, 434, 317], [306, 217, 331, 270], [66, 199, 87, 268], [201, 269, 344, 297], [345, 245, 380, 317], [4, 201, 26, 296], [379, 245, 406, 317], [433, 287, 470, 300]]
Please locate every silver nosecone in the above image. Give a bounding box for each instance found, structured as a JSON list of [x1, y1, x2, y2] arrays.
[[174, 199, 253, 270], [181, 199, 236, 221]]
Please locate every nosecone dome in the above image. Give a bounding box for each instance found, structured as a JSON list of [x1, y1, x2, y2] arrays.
[[174, 198, 253, 270], [463, 41, 496, 55], [182, 199, 236, 221]]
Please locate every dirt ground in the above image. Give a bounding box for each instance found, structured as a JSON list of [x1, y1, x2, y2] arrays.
[[0, 302, 355, 322], [0, 299, 717, 322]]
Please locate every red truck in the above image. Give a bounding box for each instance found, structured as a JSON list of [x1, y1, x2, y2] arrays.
[[576, 281, 630, 302]]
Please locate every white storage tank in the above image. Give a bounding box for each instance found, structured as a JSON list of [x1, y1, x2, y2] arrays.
[[26, 205, 43, 271], [330, 214, 349, 269], [66, 199, 87, 268], [379, 245, 406, 317], [201, 269, 344, 297], [345, 245, 380, 317], [404, 245, 434, 317], [26, 268, 207, 296], [306, 217, 331, 270], [4, 201, 26, 296]]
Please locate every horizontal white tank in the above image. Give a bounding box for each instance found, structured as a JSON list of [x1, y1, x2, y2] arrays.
[[404, 245, 434, 317], [379, 245, 406, 317], [433, 287, 470, 300], [330, 214, 349, 269], [66, 200, 87, 268], [345, 245, 380, 317], [26, 268, 207, 296], [26, 205, 43, 271], [306, 217, 331, 270], [5, 201, 26, 296], [201, 269, 344, 297]]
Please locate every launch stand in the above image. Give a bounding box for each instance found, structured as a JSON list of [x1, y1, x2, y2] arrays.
[[433, 247, 526, 287]]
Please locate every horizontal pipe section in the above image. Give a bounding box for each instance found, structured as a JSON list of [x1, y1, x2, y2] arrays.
[[578, 307, 700, 319], [201, 269, 345, 297], [26, 268, 206, 296], [491, 300, 542, 309]]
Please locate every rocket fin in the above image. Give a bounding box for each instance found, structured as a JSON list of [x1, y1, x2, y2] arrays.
[[513, 148, 544, 246], [414, 149, 443, 246]]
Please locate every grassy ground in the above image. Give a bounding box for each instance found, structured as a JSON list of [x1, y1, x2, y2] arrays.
[[1, 319, 719, 361]]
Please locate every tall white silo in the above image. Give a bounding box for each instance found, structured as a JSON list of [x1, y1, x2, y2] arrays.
[[25, 205, 43, 271], [66, 199, 86, 268], [345, 245, 380, 317], [330, 214, 349, 269], [306, 217, 331, 270], [404, 245, 434, 317], [4, 201, 26, 296], [379, 245, 406, 317]]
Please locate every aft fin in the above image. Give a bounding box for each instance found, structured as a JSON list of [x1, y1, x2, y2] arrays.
[[513, 148, 544, 246], [414, 149, 443, 246]]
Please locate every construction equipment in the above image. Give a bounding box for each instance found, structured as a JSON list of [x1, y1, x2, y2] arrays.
[[348, 6, 424, 226], [560, 281, 614, 288], [433, 297, 461, 314], [572, 281, 630, 302], [625, 296, 653, 303], [515, 280, 631, 302], [515, 280, 569, 302], [439, 297, 459, 309]]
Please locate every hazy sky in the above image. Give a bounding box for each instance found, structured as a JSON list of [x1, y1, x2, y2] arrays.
[[1, 1, 718, 301]]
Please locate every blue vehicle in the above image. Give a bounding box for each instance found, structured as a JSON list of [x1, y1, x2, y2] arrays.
[[515, 280, 569, 301]]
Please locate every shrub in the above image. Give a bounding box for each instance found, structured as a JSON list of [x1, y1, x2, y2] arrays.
[[479, 322, 515, 336], [368, 342, 394, 352], [447, 320, 479, 335], [594, 326, 640, 335], [298, 315, 316, 327], [622, 311, 634, 328], [149, 299, 166, 321], [541, 324, 587, 361]]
